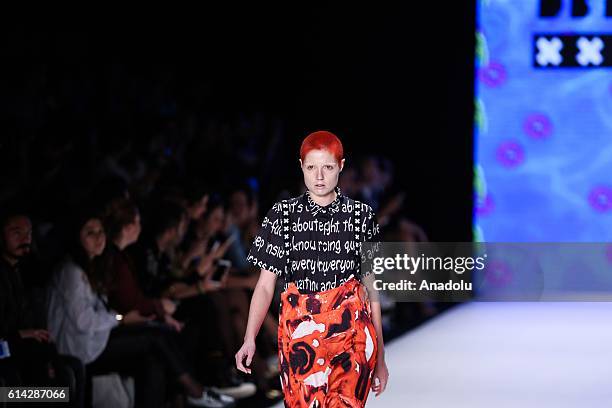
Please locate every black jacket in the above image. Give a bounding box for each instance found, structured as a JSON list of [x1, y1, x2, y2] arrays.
[[0, 257, 25, 346]]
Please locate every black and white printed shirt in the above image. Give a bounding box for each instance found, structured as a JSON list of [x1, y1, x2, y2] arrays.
[[247, 186, 380, 294]]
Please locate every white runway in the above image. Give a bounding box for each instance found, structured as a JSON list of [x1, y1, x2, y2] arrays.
[[273, 302, 612, 407]]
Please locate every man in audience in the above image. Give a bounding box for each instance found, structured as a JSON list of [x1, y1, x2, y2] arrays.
[[0, 207, 84, 407]]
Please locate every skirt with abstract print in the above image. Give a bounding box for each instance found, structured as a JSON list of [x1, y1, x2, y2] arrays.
[[278, 276, 378, 407]]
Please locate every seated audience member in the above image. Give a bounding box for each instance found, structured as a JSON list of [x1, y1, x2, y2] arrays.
[[0, 208, 85, 407], [47, 209, 235, 408], [101, 197, 181, 330], [182, 182, 210, 225]]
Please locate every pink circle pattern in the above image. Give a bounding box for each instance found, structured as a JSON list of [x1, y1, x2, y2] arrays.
[[484, 260, 513, 287], [496, 141, 525, 168], [476, 194, 495, 216], [523, 113, 553, 140], [479, 61, 507, 88], [588, 186, 612, 212]]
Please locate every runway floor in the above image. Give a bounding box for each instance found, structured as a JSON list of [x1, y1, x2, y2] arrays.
[[273, 301, 612, 407]]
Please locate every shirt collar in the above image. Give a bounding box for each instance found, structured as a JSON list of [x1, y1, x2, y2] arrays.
[[304, 186, 342, 216]]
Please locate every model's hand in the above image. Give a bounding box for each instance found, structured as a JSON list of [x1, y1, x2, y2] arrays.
[[235, 339, 256, 374], [371, 358, 389, 396]]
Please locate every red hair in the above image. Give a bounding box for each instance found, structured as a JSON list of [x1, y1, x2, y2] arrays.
[[300, 130, 344, 165]]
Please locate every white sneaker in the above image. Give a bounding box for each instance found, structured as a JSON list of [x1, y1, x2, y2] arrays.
[[187, 389, 235, 407], [207, 389, 235, 406], [210, 381, 257, 399]]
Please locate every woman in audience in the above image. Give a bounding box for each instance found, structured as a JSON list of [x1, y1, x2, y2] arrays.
[[101, 198, 181, 329], [47, 208, 235, 408]]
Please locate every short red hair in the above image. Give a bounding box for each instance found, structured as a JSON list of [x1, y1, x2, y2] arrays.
[[300, 130, 344, 165]]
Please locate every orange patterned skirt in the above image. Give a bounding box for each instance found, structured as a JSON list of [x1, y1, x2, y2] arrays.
[[278, 277, 378, 407]]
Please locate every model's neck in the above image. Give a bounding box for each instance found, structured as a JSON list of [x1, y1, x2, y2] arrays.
[[310, 189, 337, 207]]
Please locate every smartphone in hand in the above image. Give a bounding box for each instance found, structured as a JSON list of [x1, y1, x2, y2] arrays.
[[211, 259, 231, 282]]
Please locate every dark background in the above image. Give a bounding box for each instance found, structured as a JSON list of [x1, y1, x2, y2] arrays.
[[1, 4, 475, 241]]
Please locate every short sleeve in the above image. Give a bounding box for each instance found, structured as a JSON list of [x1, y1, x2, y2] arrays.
[[359, 204, 381, 279], [246, 202, 287, 276]]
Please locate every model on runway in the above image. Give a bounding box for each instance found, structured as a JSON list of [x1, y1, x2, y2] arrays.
[[236, 130, 389, 407]]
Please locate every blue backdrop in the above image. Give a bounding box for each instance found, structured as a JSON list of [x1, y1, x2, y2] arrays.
[[474, 0, 612, 242]]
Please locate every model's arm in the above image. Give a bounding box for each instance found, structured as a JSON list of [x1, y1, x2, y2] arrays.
[[235, 268, 278, 374], [363, 272, 389, 396], [363, 272, 386, 359], [370, 297, 386, 361]]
